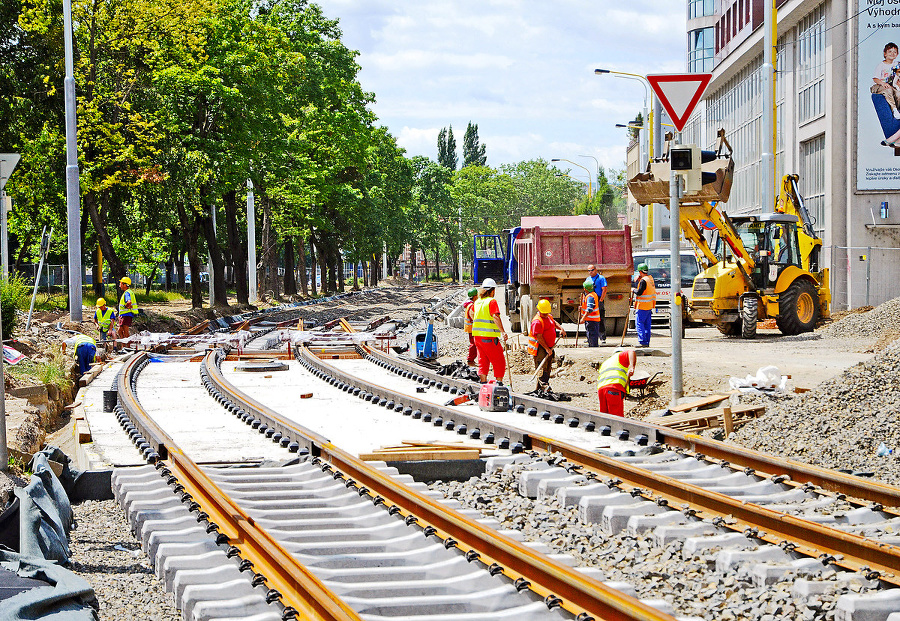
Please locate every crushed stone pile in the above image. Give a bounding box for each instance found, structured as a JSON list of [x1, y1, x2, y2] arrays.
[[730, 341, 900, 487], [819, 296, 900, 339]]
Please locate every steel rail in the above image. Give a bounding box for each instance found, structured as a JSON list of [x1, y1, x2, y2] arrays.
[[116, 352, 365, 621], [206, 348, 676, 621], [296, 344, 900, 585], [359, 343, 900, 510]]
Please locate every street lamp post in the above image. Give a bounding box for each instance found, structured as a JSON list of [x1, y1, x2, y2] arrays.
[[578, 154, 600, 186], [551, 158, 592, 199], [63, 0, 82, 322]]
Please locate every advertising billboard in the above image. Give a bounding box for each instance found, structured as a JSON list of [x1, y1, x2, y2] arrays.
[[858, 1, 900, 189]]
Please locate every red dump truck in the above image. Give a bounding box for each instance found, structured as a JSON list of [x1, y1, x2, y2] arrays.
[[473, 215, 633, 335]]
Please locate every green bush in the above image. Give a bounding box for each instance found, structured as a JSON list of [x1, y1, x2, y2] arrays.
[[0, 274, 29, 337]]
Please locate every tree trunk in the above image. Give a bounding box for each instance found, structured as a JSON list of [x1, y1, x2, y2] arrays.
[[223, 190, 249, 305], [92, 242, 103, 297], [283, 238, 297, 296], [296, 237, 308, 297], [177, 203, 204, 308], [200, 201, 228, 307], [434, 247, 440, 281], [144, 263, 157, 296], [165, 255, 173, 292], [85, 191, 126, 283], [176, 248, 185, 290], [260, 193, 278, 299], [353, 262, 359, 290], [309, 235, 317, 296], [362, 261, 368, 288]]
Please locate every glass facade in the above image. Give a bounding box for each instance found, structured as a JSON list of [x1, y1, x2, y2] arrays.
[[800, 134, 826, 236], [706, 56, 764, 214], [689, 27, 715, 73], [797, 6, 826, 125], [688, 0, 714, 19]]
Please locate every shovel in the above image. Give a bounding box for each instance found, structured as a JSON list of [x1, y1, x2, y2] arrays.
[[503, 341, 514, 391]]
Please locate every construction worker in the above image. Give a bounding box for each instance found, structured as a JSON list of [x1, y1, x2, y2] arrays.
[[579, 279, 603, 347], [62, 333, 97, 377], [463, 287, 478, 367], [117, 276, 138, 348], [93, 298, 117, 343], [587, 264, 608, 343], [527, 299, 565, 391], [633, 263, 656, 348], [597, 348, 637, 417], [472, 278, 508, 383]]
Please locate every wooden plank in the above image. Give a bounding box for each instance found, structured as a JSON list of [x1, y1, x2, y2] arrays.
[[75, 419, 92, 443], [647, 404, 765, 430], [668, 393, 731, 413], [359, 449, 481, 461], [723, 407, 734, 436]]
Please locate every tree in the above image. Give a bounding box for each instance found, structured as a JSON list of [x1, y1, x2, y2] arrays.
[[499, 160, 584, 229], [629, 112, 643, 143], [462, 122, 486, 167], [437, 125, 457, 170], [573, 167, 625, 229]]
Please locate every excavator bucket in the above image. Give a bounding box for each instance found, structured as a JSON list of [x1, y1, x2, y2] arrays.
[[628, 156, 735, 206]]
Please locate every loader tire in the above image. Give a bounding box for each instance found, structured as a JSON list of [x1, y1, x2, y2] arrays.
[[777, 279, 819, 335], [740, 296, 758, 339], [716, 318, 742, 337]]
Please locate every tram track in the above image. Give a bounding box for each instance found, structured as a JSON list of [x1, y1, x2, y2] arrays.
[[112, 350, 678, 621]]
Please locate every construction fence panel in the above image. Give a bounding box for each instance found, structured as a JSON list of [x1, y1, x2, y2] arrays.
[[829, 246, 900, 311]]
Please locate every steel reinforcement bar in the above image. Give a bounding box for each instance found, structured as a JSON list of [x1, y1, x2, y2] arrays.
[[116, 352, 366, 621], [205, 348, 677, 621], [297, 345, 900, 585], [359, 343, 900, 510]]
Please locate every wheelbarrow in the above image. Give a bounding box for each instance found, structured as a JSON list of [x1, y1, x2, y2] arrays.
[[629, 370, 663, 399]]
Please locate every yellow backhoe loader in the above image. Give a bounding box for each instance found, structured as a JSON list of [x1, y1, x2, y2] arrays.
[[627, 130, 830, 338]]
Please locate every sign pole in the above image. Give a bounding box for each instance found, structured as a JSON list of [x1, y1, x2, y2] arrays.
[[670, 145, 683, 405]]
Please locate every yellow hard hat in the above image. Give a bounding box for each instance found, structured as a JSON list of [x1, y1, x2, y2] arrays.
[[537, 299, 552, 314], [119, 276, 131, 285], [96, 298, 106, 307]]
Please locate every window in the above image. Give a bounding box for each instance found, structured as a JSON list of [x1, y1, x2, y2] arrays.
[[797, 6, 826, 124], [689, 27, 715, 72], [800, 135, 826, 237], [688, 0, 714, 19]]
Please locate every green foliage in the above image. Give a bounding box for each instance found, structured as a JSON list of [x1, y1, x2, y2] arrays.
[[0, 274, 29, 337], [573, 167, 627, 228], [437, 126, 458, 170], [6, 344, 70, 390], [462, 122, 487, 167]]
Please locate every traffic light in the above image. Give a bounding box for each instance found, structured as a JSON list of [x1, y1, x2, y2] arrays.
[[670, 146, 719, 194]]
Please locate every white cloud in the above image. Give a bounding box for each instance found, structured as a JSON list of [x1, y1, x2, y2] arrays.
[[315, 0, 686, 168]]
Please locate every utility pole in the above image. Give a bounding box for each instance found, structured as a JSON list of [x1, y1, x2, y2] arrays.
[[761, 0, 776, 213], [63, 0, 82, 321], [247, 180, 257, 304]]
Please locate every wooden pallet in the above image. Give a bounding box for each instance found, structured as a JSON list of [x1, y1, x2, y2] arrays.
[[646, 404, 765, 434], [359, 441, 487, 462]]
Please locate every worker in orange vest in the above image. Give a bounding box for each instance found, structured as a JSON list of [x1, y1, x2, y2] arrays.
[[633, 263, 656, 347], [463, 287, 478, 366], [527, 299, 565, 391], [578, 279, 603, 347]]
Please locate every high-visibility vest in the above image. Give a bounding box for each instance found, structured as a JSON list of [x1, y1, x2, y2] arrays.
[[464, 301, 475, 334], [70, 334, 96, 358], [472, 298, 501, 338], [526, 314, 546, 355], [636, 274, 656, 310], [597, 353, 629, 394], [95, 307, 115, 330], [118, 289, 138, 316], [580, 291, 601, 321]]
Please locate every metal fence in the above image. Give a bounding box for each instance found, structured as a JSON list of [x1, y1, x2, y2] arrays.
[[828, 245, 900, 310]]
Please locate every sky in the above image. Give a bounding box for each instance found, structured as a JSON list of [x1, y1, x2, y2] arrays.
[[313, 0, 686, 178]]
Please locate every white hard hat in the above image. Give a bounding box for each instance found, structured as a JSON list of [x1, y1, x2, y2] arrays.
[[481, 277, 497, 289]]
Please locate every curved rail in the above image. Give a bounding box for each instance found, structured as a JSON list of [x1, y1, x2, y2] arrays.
[[293, 345, 900, 585], [204, 349, 677, 621], [359, 343, 900, 509], [116, 352, 364, 621]]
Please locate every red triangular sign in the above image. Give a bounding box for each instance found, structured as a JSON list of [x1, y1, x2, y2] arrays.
[[646, 74, 712, 132]]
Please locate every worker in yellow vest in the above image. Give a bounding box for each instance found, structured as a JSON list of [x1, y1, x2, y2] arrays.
[[93, 298, 117, 343], [527, 299, 565, 391], [63, 333, 97, 377], [463, 287, 478, 366], [472, 278, 508, 383], [633, 263, 656, 347], [597, 348, 637, 416], [117, 276, 138, 349]]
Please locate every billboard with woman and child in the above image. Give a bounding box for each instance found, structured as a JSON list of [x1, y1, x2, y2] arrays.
[[858, 0, 900, 190]]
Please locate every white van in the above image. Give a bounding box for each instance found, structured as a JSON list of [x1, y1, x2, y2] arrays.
[[632, 244, 701, 328]]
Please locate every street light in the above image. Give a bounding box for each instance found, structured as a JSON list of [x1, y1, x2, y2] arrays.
[[551, 158, 592, 199], [594, 68, 653, 164], [578, 154, 600, 185]]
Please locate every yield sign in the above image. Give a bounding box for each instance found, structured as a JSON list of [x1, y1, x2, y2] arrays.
[[0, 154, 20, 191], [646, 74, 712, 132]]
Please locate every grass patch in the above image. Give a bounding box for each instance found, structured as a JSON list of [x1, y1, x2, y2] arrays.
[[6, 345, 72, 390]]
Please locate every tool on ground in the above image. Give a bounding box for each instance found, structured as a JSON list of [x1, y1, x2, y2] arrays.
[[503, 341, 514, 391], [478, 380, 510, 412], [412, 307, 440, 361], [619, 297, 633, 347], [444, 385, 478, 406]]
